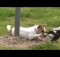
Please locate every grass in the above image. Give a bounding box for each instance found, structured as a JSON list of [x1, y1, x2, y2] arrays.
[[29, 43, 60, 50], [0, 7, 60, 50], [0, 45, 28, 50]]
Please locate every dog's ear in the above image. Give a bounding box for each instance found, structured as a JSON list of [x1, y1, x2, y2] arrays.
[[38, 24, 46, 28], [43, 24, 46, 26], [38, 25, 42, 28]]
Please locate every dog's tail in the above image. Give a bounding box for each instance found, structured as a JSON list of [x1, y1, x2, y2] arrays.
[[7, 25, 12, 32]]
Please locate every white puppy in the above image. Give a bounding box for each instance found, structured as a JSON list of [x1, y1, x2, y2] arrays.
[[7, 24, 46, 40], [52, 27, 60, 31]]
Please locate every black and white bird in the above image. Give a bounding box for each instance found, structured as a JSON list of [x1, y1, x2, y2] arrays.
[[46, 30, 60, 41], [44, 27, 60, 42]]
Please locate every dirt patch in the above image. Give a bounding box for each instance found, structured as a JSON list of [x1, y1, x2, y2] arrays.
[[0, 35, 49, 49]]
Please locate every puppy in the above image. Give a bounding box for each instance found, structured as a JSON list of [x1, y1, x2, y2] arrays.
[[7, 24, 46, 40], [44, 30, 60, 42], [52, 27, 60, 31]]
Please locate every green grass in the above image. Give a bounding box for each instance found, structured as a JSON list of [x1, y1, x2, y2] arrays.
[[0, 45, 28, 50], [0, 7, 60, 50], [29, 43, 59, 50]]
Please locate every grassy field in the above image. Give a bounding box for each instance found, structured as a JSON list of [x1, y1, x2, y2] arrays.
[[0, 7, 60, 50]]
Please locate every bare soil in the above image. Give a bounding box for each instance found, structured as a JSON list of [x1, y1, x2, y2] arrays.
[[0, 35, 49, 49]]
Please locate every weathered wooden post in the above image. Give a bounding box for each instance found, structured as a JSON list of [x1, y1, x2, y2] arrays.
[[15, 7, 20, 37]]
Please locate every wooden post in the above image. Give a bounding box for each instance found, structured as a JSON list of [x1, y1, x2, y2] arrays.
[[15, 7, 20, 37]]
